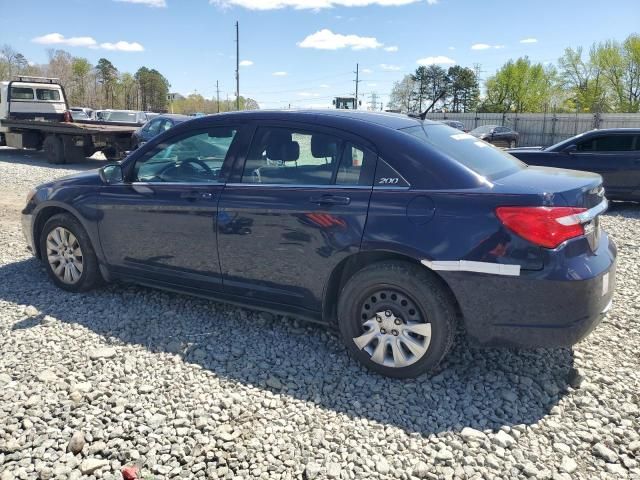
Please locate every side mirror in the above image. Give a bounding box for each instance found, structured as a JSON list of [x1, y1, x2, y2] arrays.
[[564, 144, 577, 154], [99, 164, 124, 184]]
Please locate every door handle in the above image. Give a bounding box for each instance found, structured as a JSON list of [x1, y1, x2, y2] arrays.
[[309, 195, 351, 206], [181, 191, 215, 200]]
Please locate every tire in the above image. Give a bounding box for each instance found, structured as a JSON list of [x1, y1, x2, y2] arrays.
[[337, 261, 456, 378], [39, 213, 102, 292], [62, 136, 87, 164], [509, 139, 517, 149], [43, 135, 65, 164]]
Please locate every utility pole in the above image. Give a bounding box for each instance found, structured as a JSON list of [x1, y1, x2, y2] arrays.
[[235, 21, 240, 111], [354, 63, 360, 109], [216, 80, 220, 113]]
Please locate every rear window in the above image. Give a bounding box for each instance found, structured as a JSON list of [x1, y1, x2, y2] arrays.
[[10, 87, 34, 100], [401, 124, 525, 180], [36, 89, 61, 101], [105, 111, 139, 122]]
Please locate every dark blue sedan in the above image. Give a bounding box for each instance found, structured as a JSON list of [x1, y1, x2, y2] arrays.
[[21, 111, 616, 378], [130, 114, 191, 149]]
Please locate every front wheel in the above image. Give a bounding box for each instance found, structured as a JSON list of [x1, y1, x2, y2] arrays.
[[337, 261, 456, 378], [39, 213, 102, 292]]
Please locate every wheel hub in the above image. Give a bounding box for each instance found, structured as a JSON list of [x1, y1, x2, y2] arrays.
[[352, 289, 432, 369]]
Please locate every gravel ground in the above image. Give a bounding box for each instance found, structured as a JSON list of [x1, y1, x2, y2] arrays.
[[0, 147, 639, 480]]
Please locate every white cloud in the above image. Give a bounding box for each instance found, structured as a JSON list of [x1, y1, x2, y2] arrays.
[[239, 60, 254, 66], [384, 45, 398, 52], [380, 63, 401, 71], [361, 68, 373, 74], [471, 43, 504, 50], [32, 33, 97, 47], [416, 55, 456, 66], [272, 71, 288, 76], [298, 29, 382, 50], [448, 46, 455, 51], [319, 84, 330, 88], [520, 37, 538, 44], [426, 0, 438, 3], [114, 0, 166, 6], [100, 41, 144, 52], [33, 33, 144, 51], [211, 0, 424, 10]]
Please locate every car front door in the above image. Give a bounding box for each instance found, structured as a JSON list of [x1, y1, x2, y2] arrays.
[[570, 133, 640, 197], [216, 123, 376, 311], [96, 125, 242, 292]]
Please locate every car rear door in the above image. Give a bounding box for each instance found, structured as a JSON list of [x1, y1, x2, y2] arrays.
[[571, 133, 640, 198], [216, 122, 376, 311], [97, 125, 243, 292]]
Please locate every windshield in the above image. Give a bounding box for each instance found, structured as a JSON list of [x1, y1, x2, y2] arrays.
[[469, 125, 495, 135], [105, 111, 139, 122], [401, 124, 525, 180]]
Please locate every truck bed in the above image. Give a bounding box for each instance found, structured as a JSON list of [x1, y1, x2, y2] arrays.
[[1, 119, 137, 135]]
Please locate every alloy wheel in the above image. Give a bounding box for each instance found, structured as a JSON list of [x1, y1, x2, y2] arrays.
[[46, 227, 84, 284]]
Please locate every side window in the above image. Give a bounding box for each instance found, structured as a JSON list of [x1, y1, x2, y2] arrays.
[[335, 143, 376, 186], [578, 135, 635, 152], [241, 127, 340, 185], [160, 120, 173, 132], [143, 119, 162, 135], [374, 158, 409, 187], [133, 127, 237, 183], [10, 87, 34, 100], [36, 89, 61, 101]]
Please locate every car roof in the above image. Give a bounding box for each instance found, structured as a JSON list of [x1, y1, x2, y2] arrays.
[[586, 128, 640, 134], [194, 109, 430, 130], [158, 114, 191, 121]]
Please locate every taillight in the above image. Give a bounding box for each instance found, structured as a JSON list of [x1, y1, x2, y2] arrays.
[[496, 206, 588, 249]]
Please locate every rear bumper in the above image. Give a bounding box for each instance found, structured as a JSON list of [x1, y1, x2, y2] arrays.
[[440, 232, 617, 348]]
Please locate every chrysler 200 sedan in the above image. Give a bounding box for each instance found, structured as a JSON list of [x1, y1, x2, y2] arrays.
[[22, 111, 616, 378]]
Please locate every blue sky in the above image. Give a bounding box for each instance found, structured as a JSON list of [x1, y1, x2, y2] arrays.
[[2, 0, 639, 109]]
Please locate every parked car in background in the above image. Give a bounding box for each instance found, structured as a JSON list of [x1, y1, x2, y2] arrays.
[[439, 120, 466, 131], [131, 114, 190, 149], [22, 111, 615, 378], [509, 128, 640, 201], [69, 107, 94, 121], [469, 125, 519, 148], [101, 110, 150, 126]]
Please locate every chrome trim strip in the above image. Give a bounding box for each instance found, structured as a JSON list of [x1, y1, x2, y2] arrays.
[[556, 199, 608, 226], [421, 259, 521, 277], [224, 183, 372, 190]]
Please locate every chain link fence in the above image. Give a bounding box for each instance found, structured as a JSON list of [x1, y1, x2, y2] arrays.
[[423, 111, 640, 147]]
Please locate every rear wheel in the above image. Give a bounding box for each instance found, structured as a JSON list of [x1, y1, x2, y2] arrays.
[[39, 213, 102, 292], [337, 261, 456, 378], [509, 139, 517, 148], [43, 135, 65, 164]]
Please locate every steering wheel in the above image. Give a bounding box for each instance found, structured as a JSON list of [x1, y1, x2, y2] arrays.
[[157, 157, 215, 181]]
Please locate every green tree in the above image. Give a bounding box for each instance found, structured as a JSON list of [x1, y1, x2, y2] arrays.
[[69, 57, 92, 106], [446, 66, 479, 112], [95, 58, 118, 108]]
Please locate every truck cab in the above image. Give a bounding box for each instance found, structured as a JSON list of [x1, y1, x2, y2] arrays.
[[0, 77, 67, 128]]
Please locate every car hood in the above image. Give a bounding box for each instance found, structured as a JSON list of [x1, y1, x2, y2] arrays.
[[38, 169, 103, 190]]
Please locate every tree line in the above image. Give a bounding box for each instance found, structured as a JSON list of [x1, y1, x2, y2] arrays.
[[388, 32, 640, 114], [0, 45, 260, 113]]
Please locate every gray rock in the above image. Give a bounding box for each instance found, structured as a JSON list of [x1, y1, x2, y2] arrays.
[[412, 461, 430, 478], [376, 458, 390, 474], [436, 449, 454, 461], [593, 443, 618, 463], [460, 427, 487, 443], [559, 456, 577, 474], [304, 462, 322, 480], [492, 430, 516, 448], [326, 462, 341, 479], [67, 431, 85, 455], [265, 376, 283, 389], [88, 347, 117, 360], [37, 370, 58, 382], [79, 459, 109, 475]]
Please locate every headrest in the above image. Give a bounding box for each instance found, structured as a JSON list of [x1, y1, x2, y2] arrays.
[[267, 141, 299, 161], [311, 134, 338, 158]]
